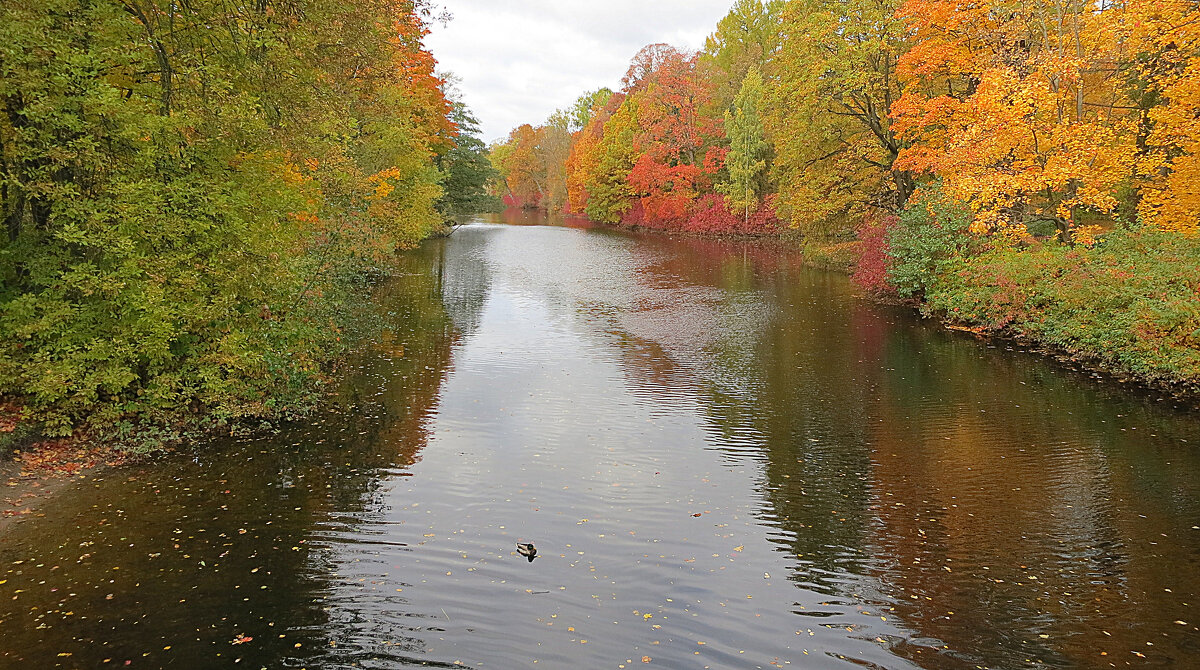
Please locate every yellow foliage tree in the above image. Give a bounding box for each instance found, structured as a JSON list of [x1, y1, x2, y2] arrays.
[[1126, 0, 1200, 234], [765, 0, 913, 236]]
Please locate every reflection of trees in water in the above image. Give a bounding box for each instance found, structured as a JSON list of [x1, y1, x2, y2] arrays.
[[423, 231, 491, 339], [295, 249, 466, 668], [596, 231, 1200, 669], [0, 256, 463, 669], [481, 208, 601, 230], [609, 236, 879, 585], [862, 320, 1200, 669], [747, 271, 879, 583]]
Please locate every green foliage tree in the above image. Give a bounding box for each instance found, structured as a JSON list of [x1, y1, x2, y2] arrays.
[[718, 68, 770, 221], [702, 0, 785, 113], [566, 88, 615, 133], [585, 99, 641, 223], [438, 102, 503, 216], [0, 0, 452, 440], [886, 184, 976, 298]]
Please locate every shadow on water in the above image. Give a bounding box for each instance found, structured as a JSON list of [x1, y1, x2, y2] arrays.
[[2, 215, 1198, 669]]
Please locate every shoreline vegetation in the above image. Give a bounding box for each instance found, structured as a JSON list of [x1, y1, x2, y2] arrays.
[[491, 0, 1200, 404], [0, 0, 499, 470]]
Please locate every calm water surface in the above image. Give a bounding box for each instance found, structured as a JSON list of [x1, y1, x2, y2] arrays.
[[3, 212, 1199, 669]]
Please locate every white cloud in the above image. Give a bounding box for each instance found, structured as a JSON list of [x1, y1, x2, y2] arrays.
[[425, 0, 734, 143]]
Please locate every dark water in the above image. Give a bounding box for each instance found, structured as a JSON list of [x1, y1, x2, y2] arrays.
[[3, 212, 1199, 669]]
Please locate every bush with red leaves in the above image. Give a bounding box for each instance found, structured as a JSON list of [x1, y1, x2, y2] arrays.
[[852, 214, 899, 296], [620, 194, 783, 235]]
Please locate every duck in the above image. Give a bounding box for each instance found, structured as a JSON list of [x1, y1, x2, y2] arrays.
[[516, 542, 537, 562]]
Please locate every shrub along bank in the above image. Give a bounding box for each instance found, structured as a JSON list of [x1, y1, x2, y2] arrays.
[[856, 187, 1200, 394]]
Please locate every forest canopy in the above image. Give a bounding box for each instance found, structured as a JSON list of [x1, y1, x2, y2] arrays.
[[0, 0, 492, 442]]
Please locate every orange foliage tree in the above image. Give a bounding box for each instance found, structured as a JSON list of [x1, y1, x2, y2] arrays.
[[626, 47, 719, 225], [890, 0, 1137, 241]]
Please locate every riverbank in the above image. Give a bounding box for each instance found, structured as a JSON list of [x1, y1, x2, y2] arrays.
[[576, 209, 1200, 405], [847, 211, 1200, 404], [0, 437, 127, 532], [912, 228, 1200, 403], [0, 241, 459, 517]]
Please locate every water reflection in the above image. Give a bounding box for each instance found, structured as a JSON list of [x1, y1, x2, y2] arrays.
[[1, 215, 1197, 669], [0, 260, 464, 668]]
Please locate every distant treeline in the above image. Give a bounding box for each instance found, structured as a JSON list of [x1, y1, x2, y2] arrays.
[[0, 0, 496, 443], [494, 0, 1200, 390], [494, 0, 1200, 240]]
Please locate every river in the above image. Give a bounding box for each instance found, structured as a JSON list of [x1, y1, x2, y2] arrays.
[[2, 212, 1198, 669]]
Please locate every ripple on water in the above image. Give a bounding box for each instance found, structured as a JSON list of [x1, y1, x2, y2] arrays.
[[2, 219, 1199, 669]]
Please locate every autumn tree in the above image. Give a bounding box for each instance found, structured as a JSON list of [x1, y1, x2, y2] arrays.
[[701, 0, 785, 113], [766, 0, 913, 236], [0, 0, 453, 435], [1125, 0, 1200, 235], [719, 68, 770, 221], [565, 93, 625, 214], [628, 50, 718, 223], [538, 119, 574, 212], [585, 98, 641, 223], [890, 0, 1136, 241], [622, 44, 689, 93], [495, 124, 547, 206]]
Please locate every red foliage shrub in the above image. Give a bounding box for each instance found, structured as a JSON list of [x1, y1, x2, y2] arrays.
[[852, 214, 899, 295], [617, 193, 782, 235], [621, 200, 650, 227], [679, 194, 783, 234]]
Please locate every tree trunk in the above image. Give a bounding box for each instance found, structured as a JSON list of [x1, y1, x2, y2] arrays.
[[893, 169, 915, 209]]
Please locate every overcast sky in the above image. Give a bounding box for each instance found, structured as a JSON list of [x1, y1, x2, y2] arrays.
[[425, 0, 736, 143]]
